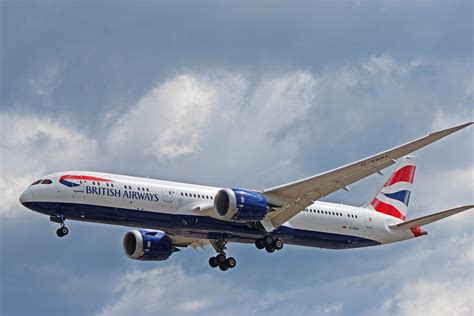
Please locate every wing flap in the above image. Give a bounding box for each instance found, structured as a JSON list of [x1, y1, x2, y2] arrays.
[[167, 235, 212, 250], [389, 205, 473, 230]]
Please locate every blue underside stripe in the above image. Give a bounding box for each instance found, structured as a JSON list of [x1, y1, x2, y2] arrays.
[[23, 202, 381, 250]]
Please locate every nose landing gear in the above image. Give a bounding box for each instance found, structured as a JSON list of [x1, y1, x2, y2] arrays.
[[50, 214, 69, 237], [56, 226, 69, 237]]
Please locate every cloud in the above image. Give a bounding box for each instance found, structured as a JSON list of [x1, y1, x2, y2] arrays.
[[107, 72, 247, 161], [378, 235, 473, 316], [97, 265, 346, 316], [384, 279, 473, 316], [0, 113, 98, 217]]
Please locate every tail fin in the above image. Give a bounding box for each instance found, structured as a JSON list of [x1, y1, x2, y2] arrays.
[[366, 156, 417, 221]]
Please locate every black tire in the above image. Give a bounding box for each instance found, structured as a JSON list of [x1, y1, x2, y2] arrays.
[[255, 238, 265, 249], [226, 257, 237, 269], [216, 253, 226, 265], [209, 257, 218, 268], [273, 239, 284, 250], [56, 228, 64, 237], [265, 245, 275, 253], [263, 235, 273, 246], [219, 264, 229, 271], [60, 227, 69, 236]]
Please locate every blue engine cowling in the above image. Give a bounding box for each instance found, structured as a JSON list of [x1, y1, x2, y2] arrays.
[[123, 230, 178, 261], [214, 188, 269, 222]]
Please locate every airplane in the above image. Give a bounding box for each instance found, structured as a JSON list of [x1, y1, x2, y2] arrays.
[[19, 122, 473, 271]]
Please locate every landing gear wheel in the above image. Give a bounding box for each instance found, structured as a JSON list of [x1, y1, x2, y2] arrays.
[[209, 257, 218, 268], [219, 264, 229, 271], [216, 253, 227, 265], [56, 227, 68, 237], [226, 257, 237, 269], [60, 227, 69, 236], [255, 238, 265, 249], [265, 245, 275, 253], [263, 235, 273, 246], [273, 239, 284, 250]]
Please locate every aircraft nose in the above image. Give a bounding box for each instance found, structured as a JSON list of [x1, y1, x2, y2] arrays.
[[19, 188, 34, 205]]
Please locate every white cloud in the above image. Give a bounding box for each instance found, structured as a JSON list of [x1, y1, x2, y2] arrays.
[[97, 265, 346, 316], [107, 72, 247, 160], [0, 113, 98, 217], [382, 280, 472, 316]]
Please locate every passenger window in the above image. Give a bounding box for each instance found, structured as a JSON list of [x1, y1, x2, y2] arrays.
[[146, 188, 149, 192], [41, 179, 52, 184]]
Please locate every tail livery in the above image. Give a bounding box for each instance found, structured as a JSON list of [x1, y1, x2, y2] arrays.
[[368, 156, 416, 221]]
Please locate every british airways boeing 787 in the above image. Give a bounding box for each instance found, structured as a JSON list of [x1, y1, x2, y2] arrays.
[[19, 122, 473, 271]]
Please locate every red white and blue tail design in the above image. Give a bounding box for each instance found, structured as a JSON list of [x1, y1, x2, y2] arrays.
[[367, 156, 416, 221]]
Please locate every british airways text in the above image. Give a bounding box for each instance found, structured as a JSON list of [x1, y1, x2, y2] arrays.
[[85, 186, 159, 202]]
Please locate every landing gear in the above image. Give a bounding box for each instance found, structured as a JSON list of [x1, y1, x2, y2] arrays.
[[255, 235, 284, 253], [50, 214, 69, 238], [208, 253, 237, 271], [208, 239, 236, 271], [56, 226, 69, 237]]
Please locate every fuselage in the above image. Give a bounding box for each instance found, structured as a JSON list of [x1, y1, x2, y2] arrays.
[[20, 171, 418, 249]]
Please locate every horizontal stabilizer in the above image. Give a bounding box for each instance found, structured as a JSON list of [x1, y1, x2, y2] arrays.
[[389, 205, 473, 230]]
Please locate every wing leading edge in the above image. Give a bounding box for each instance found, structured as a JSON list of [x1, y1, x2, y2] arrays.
[[262, 122, 473, 230]]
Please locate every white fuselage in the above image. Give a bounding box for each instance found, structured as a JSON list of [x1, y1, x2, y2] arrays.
[[20, 171, 418, 249]]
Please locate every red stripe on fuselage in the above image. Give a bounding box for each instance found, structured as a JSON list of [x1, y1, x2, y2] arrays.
[[371, 199, 406, 221], [385, 165, 416, 186], [60, 175, 112, 182]]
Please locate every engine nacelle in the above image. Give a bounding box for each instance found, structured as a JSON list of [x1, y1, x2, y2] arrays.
[[214, 188, 269, 222], [123, 230, 177, 261]]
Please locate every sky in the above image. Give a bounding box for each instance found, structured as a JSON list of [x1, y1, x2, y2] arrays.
[[0, 1, 473, 315]]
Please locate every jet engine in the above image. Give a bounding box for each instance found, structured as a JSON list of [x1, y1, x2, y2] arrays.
[[123, 230, 178, 261], [214, 188, 269, 222]]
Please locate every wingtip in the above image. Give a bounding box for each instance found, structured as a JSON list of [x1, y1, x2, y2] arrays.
[[431, 121, 473, 136]]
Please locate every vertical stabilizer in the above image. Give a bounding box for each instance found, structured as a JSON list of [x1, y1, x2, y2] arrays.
[[366, 156, 416, 221]]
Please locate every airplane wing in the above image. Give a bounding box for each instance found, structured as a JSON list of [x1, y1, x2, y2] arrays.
[[262, 122, 472, 229], [389, 205, 473, 230]]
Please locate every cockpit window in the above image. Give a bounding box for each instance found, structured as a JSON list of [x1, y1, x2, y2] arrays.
[[41, 179, 53, 184], [31, 180, 42, 186]]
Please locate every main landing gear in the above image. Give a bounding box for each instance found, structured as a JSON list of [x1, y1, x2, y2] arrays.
[[208, 240, 236, 271], [255, 235, 283, 253], [50, 214, 69, 237]]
